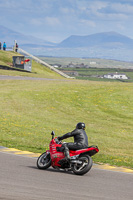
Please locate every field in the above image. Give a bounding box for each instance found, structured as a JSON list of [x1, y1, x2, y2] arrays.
[[40, 56, 133, 82], [39, 56, 133, 69], [0, 52, 133, 169], [0, 79, 133, 168], [61, 67, 133, 82]]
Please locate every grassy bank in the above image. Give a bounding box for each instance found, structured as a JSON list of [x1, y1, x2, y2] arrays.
[[0, 79, 133, 168], [0, 50, 63, 79]]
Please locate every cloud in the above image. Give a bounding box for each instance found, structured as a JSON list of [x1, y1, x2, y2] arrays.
[[112, 3, 133, 15], [30, 18, 43, 26], [80, 20, 96, 28], [59, 7, 75, 15], [78, 1, 107, 14], [77, 1, 129, 22], [0, 0, 133, 42], [73, 1, 133, 22], [44, 17, 61, 26], [99, 3, 133, 15]]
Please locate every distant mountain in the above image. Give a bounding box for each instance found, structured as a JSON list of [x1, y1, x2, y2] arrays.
[[1, 25, 133, 61], [45, 32, 133, 61], [57, 32, 133, 49], [21, 31, 133, 62], [0, 25, 55, 46]]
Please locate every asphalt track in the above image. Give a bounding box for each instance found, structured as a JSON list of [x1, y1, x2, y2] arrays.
[[0, 75, 59, 80], [0, 148, 133, 200], [0, 75, 71, 81]]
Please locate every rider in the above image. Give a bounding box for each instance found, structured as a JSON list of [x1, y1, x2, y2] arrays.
[[58, 122, 88, 161]]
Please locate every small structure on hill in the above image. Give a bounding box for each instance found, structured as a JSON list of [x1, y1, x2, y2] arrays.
[[12, 56, 32, 72]]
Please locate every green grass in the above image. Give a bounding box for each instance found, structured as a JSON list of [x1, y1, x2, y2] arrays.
[[0, 50, 63, 79], [0, 80, 133, 169], [0, 51, 133, 169]]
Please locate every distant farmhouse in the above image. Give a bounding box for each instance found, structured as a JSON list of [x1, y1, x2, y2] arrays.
[[103, 72, 128, 80]]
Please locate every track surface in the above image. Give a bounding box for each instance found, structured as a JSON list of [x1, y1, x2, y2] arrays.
[[0, 151, 132, 200], [0, 75, 59, 80], [0, 75, 71, 81]]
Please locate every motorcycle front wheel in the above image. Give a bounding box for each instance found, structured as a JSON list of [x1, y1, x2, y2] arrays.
[[37, 152, 51, 169], [72, 155, 92, 175]]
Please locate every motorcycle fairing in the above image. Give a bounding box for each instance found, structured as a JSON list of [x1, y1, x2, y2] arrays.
[[69, 146, 99, 157]]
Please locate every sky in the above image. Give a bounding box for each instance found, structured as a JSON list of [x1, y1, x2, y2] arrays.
[[0, 0, 133, 43]]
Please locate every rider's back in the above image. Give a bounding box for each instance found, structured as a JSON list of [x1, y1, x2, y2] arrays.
[[71, 128, 88, 147]]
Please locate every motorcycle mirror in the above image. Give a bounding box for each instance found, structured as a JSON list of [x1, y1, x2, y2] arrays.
[[51, 131, 55, 139]]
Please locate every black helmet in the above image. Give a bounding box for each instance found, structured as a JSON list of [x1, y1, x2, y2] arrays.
[[76, 122, 85, 130]]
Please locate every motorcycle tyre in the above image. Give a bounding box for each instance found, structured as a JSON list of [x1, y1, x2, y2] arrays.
[[37, 152, 51, 170], [72, 155, 92, 175]]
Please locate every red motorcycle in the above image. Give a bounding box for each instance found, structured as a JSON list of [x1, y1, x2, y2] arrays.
[[37, 131, 99, 175]]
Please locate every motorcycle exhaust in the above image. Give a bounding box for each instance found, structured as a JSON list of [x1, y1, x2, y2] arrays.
[[70, 160, 82, 164]]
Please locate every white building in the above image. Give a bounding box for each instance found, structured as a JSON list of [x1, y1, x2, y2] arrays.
[[103, 73, 128, 80], [90, 61, 96, 65]]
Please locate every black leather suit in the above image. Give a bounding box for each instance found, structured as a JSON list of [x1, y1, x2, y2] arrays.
[[59, 128, 88, 151]]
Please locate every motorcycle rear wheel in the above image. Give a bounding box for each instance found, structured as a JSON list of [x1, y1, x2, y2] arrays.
[[72, 155, 92, 175], [37, 152, 51, 169]]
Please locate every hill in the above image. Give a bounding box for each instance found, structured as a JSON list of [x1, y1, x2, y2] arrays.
[[0, 25, 55, 46], [0, 50, 63, 79], [58, 31, 133, 48]]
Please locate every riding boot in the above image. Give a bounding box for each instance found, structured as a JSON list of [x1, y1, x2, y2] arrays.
[[64, 145, 71, 161], [64, 149, 71, 160]]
